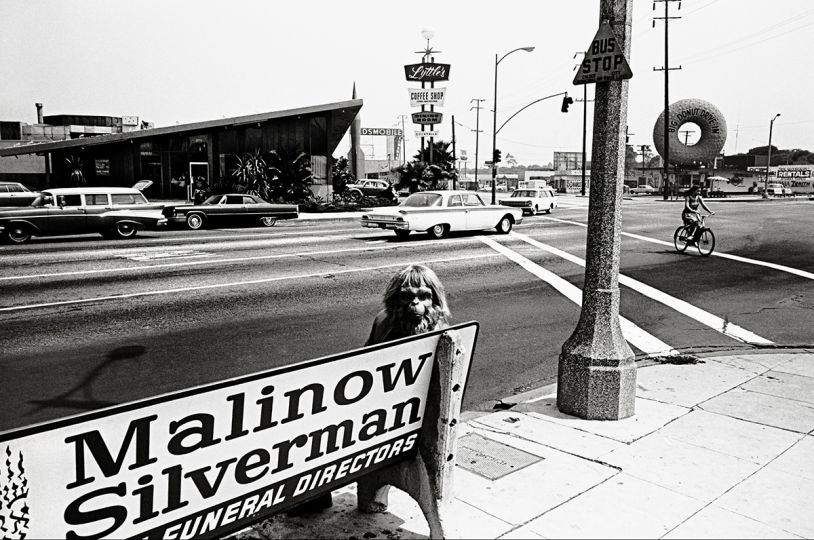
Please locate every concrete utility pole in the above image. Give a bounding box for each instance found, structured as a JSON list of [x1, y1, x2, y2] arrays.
[[470, 99, 485, 186], [558, 0, 636, 421], [764, 113, 781, 194]]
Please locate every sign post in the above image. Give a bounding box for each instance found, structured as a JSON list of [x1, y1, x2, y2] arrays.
[[405, 39, 451, 168]]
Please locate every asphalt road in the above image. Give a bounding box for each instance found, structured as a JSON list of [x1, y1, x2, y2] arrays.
[[1, 195, 813, 432]]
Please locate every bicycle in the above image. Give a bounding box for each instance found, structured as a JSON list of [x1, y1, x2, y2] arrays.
[[673, 214, 715, 256]]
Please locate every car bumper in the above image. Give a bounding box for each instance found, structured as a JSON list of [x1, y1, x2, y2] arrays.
[[361, 219, 410, 230]]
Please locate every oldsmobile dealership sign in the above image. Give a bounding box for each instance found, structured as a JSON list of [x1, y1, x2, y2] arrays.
[[0, 323, 478, 539], [404, 63, 451, 82]]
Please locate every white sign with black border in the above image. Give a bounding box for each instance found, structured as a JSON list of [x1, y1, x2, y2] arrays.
[[0, 323, 478, 540]]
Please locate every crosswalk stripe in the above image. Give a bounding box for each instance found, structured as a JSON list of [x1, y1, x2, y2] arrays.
[[478, 236, 678, 357], [510, 232, 773, 346], [541, 216, 814, 281]]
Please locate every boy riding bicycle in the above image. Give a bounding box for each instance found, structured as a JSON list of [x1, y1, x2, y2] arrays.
[[682, 185, 714, 242]]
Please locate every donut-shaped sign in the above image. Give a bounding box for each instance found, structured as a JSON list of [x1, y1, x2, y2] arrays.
[[653, 98, 727, 166]]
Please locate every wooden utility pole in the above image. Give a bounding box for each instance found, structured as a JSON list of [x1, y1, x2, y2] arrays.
[[653, 0, 682, 199]]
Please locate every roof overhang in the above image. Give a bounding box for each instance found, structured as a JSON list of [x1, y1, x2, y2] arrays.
[[0, 99, 362, 157]]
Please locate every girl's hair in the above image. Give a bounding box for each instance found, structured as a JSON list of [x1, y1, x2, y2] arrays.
[[383, 264, 450, 319]]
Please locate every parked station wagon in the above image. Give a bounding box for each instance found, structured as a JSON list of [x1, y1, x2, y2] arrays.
[[0, 186, 167, 244]]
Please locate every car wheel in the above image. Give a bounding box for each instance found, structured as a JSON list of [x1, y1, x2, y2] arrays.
[[532, 205, 539, 216], [349, 189, 363, 202], [427, 224, 447, 239], [260, 217, 277, 227], [496, 216, 513, 234], [546, 204, 553, 214], [5, 224, 31, 244], [186, 213, 206, 230], [394, 229, 411, 239], [111, 221, 138, 239]]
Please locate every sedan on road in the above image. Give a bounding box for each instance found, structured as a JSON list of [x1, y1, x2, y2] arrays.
[[0, 181, 39, 207], [630, 184, 657, 195], [162, 193, 299, 230], [360, 190, 523, 239]]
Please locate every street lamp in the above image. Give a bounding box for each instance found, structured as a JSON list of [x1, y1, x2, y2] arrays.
[[491, 46, 535, 204], [764, 113, 781, 195]]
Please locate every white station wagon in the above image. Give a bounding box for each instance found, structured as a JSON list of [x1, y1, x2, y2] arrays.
[[360, 190, 523, 239], [500, 187, 559, 215]]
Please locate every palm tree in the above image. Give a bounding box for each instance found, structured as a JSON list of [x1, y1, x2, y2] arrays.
[[267, 148, 314, 202], [231, 148, 270, 199], [394, 140, 458, 193], [65, 155, 86, 186], [331, 156, 355, 194]]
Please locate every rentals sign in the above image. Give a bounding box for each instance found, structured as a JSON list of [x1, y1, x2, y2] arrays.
[[0, 323, 478, 540]]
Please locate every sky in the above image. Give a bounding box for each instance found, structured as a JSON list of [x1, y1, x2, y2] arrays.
[[2, 0, 813, 167]]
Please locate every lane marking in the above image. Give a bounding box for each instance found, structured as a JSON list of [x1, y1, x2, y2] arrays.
[[124, 250, 215, 262], [0, 253, 498, 313], [478, 236, 677, 357], [510, 232, 773, 345], [541, 216, 814, 282], [0, 236, 475, 282]]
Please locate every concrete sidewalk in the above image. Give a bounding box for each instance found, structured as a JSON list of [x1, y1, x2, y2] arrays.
[[236, 350, 814, 539]]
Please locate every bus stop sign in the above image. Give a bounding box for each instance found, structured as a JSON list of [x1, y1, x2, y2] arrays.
[[573, 21, 633, 85]]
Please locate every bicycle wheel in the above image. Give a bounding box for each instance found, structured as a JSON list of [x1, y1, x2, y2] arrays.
[[673, 226, 690, 252], [697, 228, 715, 256]]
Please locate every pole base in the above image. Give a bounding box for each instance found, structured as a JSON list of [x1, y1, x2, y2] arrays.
[[557, 352, 636, 420]]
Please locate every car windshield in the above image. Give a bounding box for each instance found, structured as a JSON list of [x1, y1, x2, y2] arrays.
[[512, 190, 537, 198], [401, 193, 443, 207], [203, 195, 223, 205], [30, 193, 54, 207]]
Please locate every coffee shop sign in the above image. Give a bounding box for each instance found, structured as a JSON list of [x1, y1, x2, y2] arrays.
[[404, 63, 451, 82]]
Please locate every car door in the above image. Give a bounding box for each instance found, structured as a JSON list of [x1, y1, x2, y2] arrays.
[[223, 195, 247, 220], [445, 195, 467, 230], [463, 193, 494, 229], [83, 193, 111, 231], [0, 185, 10, 206], [45, 194, 86, 234]]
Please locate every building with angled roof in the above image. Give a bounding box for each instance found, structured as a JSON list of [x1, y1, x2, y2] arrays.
[[0, 99, 363, 201]]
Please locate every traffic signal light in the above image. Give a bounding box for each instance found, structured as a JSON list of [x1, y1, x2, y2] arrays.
[[561, 95, 574, 113], [493, 149, 502, 164]]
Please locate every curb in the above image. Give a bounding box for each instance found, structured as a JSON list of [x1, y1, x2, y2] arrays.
[[465, 346, 814, 419]]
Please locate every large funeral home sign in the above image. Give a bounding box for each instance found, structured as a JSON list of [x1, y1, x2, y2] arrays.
[[0, 323, 478, 540], [573, 20, 633, 85]]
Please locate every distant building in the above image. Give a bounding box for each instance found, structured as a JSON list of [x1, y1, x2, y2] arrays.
[[554, 151, 589, 171]]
